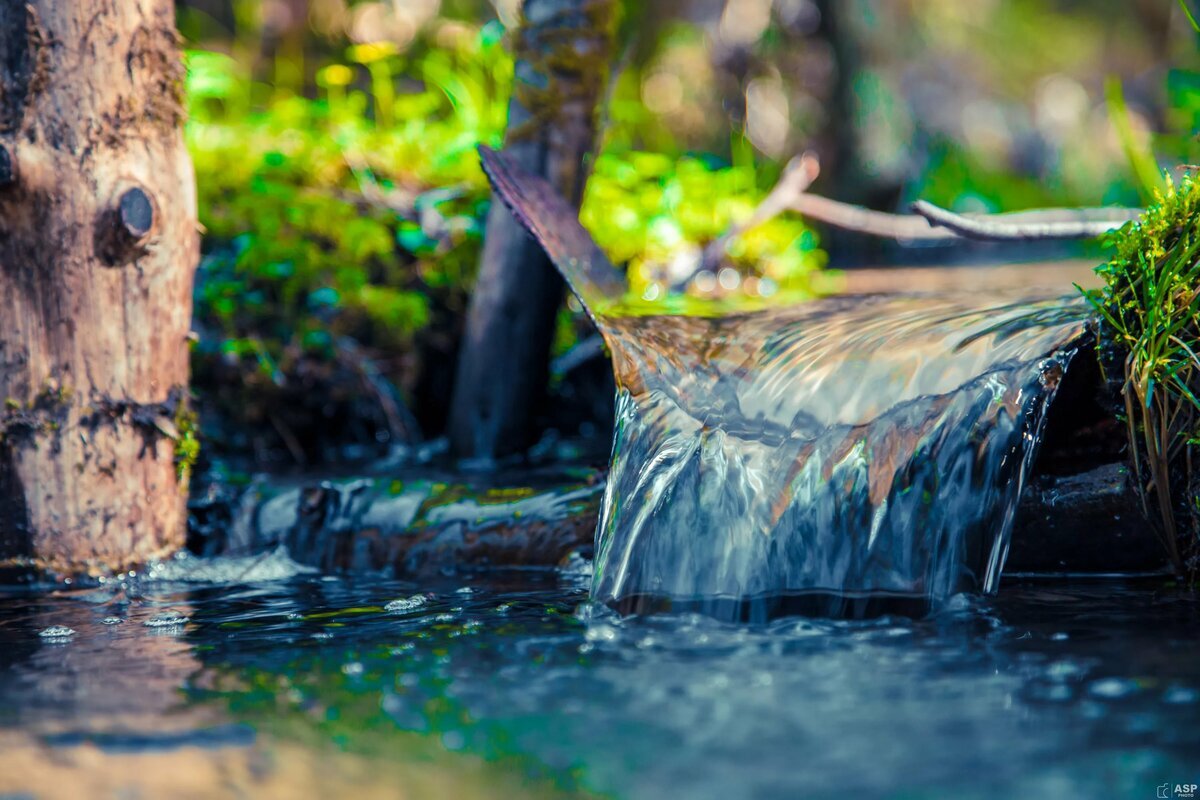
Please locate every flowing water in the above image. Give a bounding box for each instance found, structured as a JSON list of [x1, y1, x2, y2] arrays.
[[595, 294, 1086, 617], [0, 561, 1197, 799], [478, 147, 1092, 616]]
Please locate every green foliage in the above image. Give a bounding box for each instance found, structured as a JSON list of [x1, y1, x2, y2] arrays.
[[187, 22, 825, 408], [1105, 78, 1168, 202], [186, 24, 512, 371], [1085, 173, 1200, 574], [581, 150, 825, 303]]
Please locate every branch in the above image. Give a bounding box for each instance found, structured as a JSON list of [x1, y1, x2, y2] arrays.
[[910, 200, 1143, 241]]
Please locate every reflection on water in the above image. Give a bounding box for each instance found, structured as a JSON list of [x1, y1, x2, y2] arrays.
[[0, 564, 1196, 799]]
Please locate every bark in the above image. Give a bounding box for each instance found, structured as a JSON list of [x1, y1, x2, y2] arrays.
[[448, 0, 617, 461], [0, 1, 199, 574]]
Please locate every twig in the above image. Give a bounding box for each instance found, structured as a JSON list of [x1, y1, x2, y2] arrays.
[[790, 194, 955, 240], [336, 336, 422, 445], [683, 152, 1144, 289], [910, 200, 1143, 241], [698, 153, 822, 272]]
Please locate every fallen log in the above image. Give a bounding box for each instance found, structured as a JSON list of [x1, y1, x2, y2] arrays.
[[200, 456, 1164, 580]]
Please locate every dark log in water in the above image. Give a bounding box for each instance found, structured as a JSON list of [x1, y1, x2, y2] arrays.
[[205, 450, 1163, 581]]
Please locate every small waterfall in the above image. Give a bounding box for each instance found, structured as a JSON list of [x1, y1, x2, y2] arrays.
[[480, 148, 1089, 618]]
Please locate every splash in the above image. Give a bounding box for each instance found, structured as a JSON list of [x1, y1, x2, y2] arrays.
[[479, 147, 1088, 617]]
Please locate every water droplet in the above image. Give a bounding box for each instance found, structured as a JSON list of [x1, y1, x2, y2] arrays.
[[144, 611, 190, 628], [385, 595, 428, 613], [101, 617, 123, 626], [341, 662, 364, 676], [39, 626, 76, 639]]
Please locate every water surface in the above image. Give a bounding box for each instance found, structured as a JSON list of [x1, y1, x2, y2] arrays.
[[0, 558, 1196, 799]]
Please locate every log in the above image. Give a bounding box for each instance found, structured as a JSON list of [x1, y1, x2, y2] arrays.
[[0, 2, 199, 574], [204, 458, 1164, 578]]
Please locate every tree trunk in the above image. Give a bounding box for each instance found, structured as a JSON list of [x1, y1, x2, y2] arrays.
[[448, 0, 616, 461], [0, 1, 199, 574]]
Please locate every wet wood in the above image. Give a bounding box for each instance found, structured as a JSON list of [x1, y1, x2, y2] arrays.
[[0, 1, 199, 573], [211, 457, 1160, 578]]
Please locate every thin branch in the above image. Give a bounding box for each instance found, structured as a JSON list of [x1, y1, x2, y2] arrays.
[[690, 154, 1144, 289], [910, 200, 1143, 241], [699, 152, 822, 272], [790, 194, 956, 240]]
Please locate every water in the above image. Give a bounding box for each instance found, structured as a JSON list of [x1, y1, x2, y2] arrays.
[[596, 294, 1086, 617], [0, 564, 1196, 798], [479, 149, 1091, 615]]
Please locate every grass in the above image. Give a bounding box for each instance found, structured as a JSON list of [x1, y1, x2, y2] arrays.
[[1084, 172, 1200, 576]]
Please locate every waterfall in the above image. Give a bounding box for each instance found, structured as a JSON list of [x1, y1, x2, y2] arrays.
[[480, 147, 1087, 618]]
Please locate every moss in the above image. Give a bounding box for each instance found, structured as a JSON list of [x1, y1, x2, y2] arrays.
[[1084, 172, 1200, 576], [509, 0, 620, 142], [173, 399, 201, 484]]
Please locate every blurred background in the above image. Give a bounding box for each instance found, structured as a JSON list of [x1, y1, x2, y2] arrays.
[[175, 0, 1200, 471]]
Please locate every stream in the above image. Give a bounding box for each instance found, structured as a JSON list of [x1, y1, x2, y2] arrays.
[[0, 559, 1196, 798]]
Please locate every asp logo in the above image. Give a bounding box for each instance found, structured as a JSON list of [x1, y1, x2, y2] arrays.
[[1160, 784, 1199, 799]]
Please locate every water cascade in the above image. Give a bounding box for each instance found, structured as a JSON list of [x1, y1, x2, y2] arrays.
[[480, 148, 1089, 618]]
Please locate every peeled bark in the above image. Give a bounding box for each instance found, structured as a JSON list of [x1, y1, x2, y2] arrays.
[[0, 1, 199, 574], [448, 0, 617, 460]]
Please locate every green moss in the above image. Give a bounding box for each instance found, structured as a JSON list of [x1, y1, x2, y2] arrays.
[[1084, 172, 1200, 575], [174, 400, 201, 484], [508, 0, 620, 142]]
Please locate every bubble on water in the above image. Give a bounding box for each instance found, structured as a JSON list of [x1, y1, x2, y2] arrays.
[[561, 550, 593, 577], [341, 662, 364, 677], [312, 631, 333, 640], [1045, 660, 1086, 681], [455, 586, 474, 595], [1050, 632, 1070, 641], [494, 602, 514, 614], [586, 623, 618, 643], [390, 643, 416, 655], [146, 546, 315, 584], [1089, 677, 1138, 699], [286, 612, 303, 621], [1163, 686, 1199, 704], [433, 613, 455, 623], [144, 612, 190, 628], [385, 595, 428, 613], [38, 626, 76, 639], [101, 617, 123, 626]]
